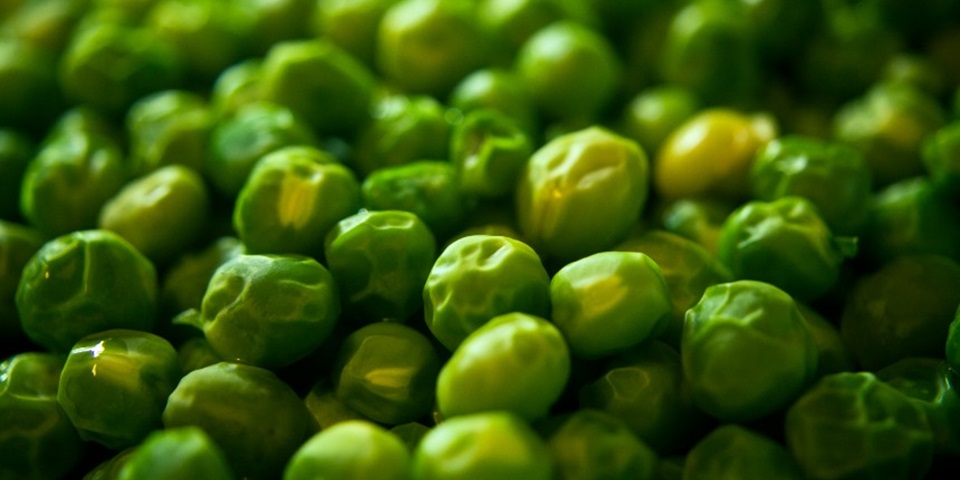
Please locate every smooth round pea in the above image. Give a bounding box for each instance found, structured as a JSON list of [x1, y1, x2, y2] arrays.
[[516, 21, 621, 122], [0, 352, 83, 480], [125, 89, 214, 175], [361, 161, 463, 240], [423, 235, 550, 351], [311, 0, 398, 68], [785, 372, 935, 480], [99, 164, 209, 265], [684, 425, 803, 480], [284, 420, 411, 480], [412, 411, 553, 480], [16, 230, 158, 353], [436, 312, 570, 421], [117, 426, 235, 480], [260, 39, 376, 136], [516, 126, 649, 261], [324, 210, 436, 322], [377, 0, 489, 97], [57, 329, 181, 449], [682, 280, 818, 422], [162, 361, 311, 480], [233, 147, 360, 257], [334, 322, 440, 425], [195, 254, 340, 369], [717, 196, 854, 302], [550, 251, 672, 358], [210, 59, 264, 118], [546, 409, 658, 480]]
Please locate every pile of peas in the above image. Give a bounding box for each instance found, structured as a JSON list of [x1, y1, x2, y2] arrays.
[[2, 0, 960, 479]]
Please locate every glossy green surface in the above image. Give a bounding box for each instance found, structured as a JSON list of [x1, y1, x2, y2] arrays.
[[351, 94, 450, 177], [117, 426, 235, 480], [450, 109, 532, 199], [284, 420, 411, 480], [361, 161, 462, 241]]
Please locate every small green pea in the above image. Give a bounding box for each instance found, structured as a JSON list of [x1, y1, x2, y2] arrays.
[[191, 253, 340, 369], [546, 409, 658, 480], [125, 89, 214, 175], [361, 161, 463, 240], [450, 109, 533, 199], [412, 411, 553, 480], [682, 280, 818, 422], [785, 372, 935, 480], [334, 321, 440, 425], [423, 234, 550, 351], [436, 312, 570, 421], [551, 251, 672, 358], [516, 126, 649, 261], [448, 68, 538, 136], [210, 59, 263, 118], [58, 329, 181, 449], [284, 420, 411, 480], [163, 361, 311, 480], [16, 230, 158, 353], [620, 85, 700, 156], [324, 210, 436, 322], [99, 165, 210, 265], [0, 352, 83, 480], [117, 426, 235, 480], [684, 425, 803, 480], [233, 147, 360, 258], [351, 94, 451, 177]]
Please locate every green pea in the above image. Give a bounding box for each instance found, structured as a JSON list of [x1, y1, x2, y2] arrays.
[[833, 81, 947, 187], [377, 0, 489, 97], [922, 121, 960, 196], [160, 236, 242, 318], [412, 411, 553, 480], [303, 380, 370, 433], [682, 280, 818, 422], [546, 409, 658, 480], [125, 89, 214, 175], [0, 221, 42, 342], [351, 94, 451, 177], [361, 161, 463, 240], [658, 0, 760, 107], [516, 21, 621, 122], [0, 39, 61, 134], [311, 0, 398, 68], [660, 198, 736, 255], [163, 361, 311, 480], [840, 254, 960, 370], [245, 0, 314, 55], [284, 420, 411, 480], [750, 135, 873, 236], [620, 85, 700, 156], [785, 372, 935, 480], [683, 424, 803, 480], [16, 230, 158, 353], [717, 196, 856, 302], [448, 68, 538, 137], [436, 312, 569, 421], [233, 147, 360, 257], [190, 253, 340, 369], [99, 165, 210, 265], [145, 0, 254, 83], [876, 358, 960, 457], [579, 341, 708, 455], [613, 230, 732, 348], [479, 0, 597, 57], [0, 130, 33, 220], [862, 177, 960, 265], [58, 329, 181, 449], [206, 102, 318, 198], [117, 426, 235, 480], [325, 210, 436, 322], [517, 126, 649, 261], [59, 22, 182, 116], [0, 0, 87, 55], [423, 235, 550, 351], [550, 251, 671, 359], [0, 352, 83, 480], [260, 39, 376, 136], [450, 109, 533, 199], [19, 121, 130, 238], [334, 321, 440, 425], [210, 59, 263, 118]]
